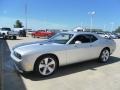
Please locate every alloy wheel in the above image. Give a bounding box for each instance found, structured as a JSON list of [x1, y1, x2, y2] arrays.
[[38, 57, 56, 76], [101, 49, 110, 62]]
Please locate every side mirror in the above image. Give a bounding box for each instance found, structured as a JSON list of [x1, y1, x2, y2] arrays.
[[75, 41, 82, 44]]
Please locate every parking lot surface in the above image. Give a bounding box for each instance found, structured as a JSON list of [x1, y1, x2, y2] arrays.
[[1, 36, 120, 90]]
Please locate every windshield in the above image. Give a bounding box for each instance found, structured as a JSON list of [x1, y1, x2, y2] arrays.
[[1, 28, 11, 31], [48, 33, 73, 44]]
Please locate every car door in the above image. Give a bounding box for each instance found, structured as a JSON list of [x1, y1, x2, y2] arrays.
[[66, 34, 99, 64]]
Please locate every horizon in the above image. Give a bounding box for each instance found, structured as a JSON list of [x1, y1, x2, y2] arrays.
[[0, 0, 120, 31]]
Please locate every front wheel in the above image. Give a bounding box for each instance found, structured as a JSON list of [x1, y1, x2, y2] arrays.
[[99, 49, 110, 63], [2, 33, 7, 39], [35, 55, 58, 76]]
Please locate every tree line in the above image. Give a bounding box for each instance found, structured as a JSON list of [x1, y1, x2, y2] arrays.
[[13, 20, 120, 33], [114, 26, 120, 33]]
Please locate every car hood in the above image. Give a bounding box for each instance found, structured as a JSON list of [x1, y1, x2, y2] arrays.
[[13, 40, 62, 55]]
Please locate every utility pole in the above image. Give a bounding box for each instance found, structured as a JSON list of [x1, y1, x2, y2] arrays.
[[110, 22, 114, 32], [88, 11, 96, 32], [104, 25, 106, 31], [25, 1, 28, 30]]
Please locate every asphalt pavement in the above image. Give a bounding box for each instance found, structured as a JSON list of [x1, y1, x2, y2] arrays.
[[0, 39, 3, 90], [0, 39, 26, 90]]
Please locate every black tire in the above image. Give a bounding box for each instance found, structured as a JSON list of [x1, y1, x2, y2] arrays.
[[8, 36, 11, 39], [13, 36, 17, 40], [32, 35, 35, 38], [34, 55, 58, 77], [33, 35, 35, 38], [99, 48, 110, 63], [3, 34, 7, 40]]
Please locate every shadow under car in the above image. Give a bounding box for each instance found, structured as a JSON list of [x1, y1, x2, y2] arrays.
[[21, 56, 120, 81]]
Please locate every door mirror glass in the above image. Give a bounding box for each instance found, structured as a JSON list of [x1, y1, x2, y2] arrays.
[[75, 41, 82, 44]]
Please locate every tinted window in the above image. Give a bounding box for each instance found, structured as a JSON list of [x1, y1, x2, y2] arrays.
[[70, 34, 97, 44], [2, 28, 11, 31], [88, 35, 98, 42], [70, 35, 90, 44]]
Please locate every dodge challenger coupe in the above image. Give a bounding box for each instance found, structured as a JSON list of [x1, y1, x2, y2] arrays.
[[11, 32, 116, 76]]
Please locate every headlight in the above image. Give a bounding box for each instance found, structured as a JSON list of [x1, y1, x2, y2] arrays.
[[14, 51, 22, 59]]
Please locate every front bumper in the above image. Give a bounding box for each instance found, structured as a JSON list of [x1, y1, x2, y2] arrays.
[[11, 52, 25, 73], [13, 61, 24, 73], [11, 52, 33, 72]]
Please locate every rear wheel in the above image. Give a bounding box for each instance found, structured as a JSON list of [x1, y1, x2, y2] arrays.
[[13, 36, 17, 40], [32, 35, 35, 38], [99, 48, 110, 63], [35, 55, 58, 76]]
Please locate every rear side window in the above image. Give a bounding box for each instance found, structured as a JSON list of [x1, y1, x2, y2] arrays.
[[88, 35, 98, 42], [84, 34, 98, 42]]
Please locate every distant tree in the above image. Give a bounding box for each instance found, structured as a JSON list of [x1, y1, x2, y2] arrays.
[[114, 26, 120, 33], [14, 20, 24, 28]]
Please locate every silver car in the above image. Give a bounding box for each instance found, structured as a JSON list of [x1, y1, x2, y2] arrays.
[[11, 32, 116, 76]]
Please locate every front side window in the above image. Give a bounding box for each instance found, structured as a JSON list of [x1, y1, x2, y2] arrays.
[[70, 34, 97, 44], [48, 33, 73, 44]]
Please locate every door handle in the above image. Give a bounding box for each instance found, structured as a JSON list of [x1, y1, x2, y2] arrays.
[[74, 45, 78, 47], [90, 45, 93, 47]]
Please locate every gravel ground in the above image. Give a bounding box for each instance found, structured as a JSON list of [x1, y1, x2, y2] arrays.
[[1, 36, 120, 90]]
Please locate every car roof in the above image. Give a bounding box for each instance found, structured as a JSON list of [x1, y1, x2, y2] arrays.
[[60, 31, 101, 39], [61, 31, 97, 35]]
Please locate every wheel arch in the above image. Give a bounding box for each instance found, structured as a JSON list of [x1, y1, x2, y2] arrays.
[[99, 47, 110, 63], [102, 47, 110, 52], [34, 53, 59, 71], [99, 47, 110, 57]]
